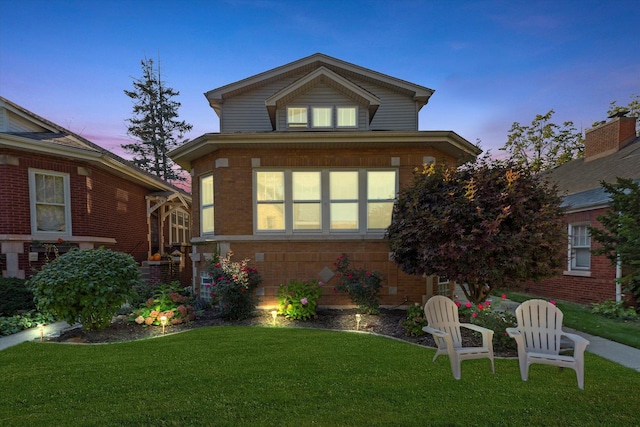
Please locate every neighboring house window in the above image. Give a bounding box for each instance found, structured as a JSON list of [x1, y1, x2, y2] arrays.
[[287, 107, 308, 128], [29, 169, 71, 235], [312, 107, 332, 128], [255, 169, 397, 234], [437, 277, 450, 296], [569, 224, 591, 270], [170, 210, 190, 244], [337, 107, 357, 128], [201, 175, 214, 234]]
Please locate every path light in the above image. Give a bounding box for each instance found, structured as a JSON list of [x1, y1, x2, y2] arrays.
[[160, 316, 168, 335], [38, 323, 45, 342], [271, 310, 278, 326], [355, 314, 361, 331]]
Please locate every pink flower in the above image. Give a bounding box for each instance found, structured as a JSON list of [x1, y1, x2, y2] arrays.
[[485, 301, 491, 307], [333, 288, 338, 294], [465, 302, 472, 308], [550, 300, 556, 305], [319, 281, 324, 286], [501, 294, 507, 300], [301, 298, 308, 305], [472, 312, 478, 318], [478, 304, 484, 310], [455, 301, 461, 308]]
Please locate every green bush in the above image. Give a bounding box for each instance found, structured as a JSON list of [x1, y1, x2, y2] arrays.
[[0, 310, 54, 336], [333, 254, 383, 314], [29, 248, 141, 330], [591, 299, 638, 320], [207, 251, 261, 320], [0, 277, 35, 316], [402, 303, 427, 336], [132, 282, 195, 326], [277, 280, 323, 321]]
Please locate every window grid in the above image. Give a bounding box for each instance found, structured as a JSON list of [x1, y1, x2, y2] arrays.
[[569, 224, 591, 270], [29, 169, 71, 235], [171, 210, 191, 244], [200, 175, 214, 234]]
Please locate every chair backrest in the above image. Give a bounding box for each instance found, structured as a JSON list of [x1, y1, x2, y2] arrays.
[[514, 299, 564, 355], [424, 296, 463, 348]]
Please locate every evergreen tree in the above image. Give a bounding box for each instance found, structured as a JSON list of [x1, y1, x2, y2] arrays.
[[123, 58, 192, 181]]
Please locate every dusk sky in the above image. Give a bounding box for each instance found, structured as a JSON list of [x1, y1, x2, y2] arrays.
[[1, 0, 638, 160]]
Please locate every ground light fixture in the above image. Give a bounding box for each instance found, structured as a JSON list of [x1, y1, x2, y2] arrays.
[[355, 314, 361, 331], [38, 323, 45, 342], [271, 310, 278, 326], [160, 316, 168, 335]]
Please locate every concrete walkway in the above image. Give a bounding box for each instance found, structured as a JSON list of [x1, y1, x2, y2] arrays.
[[1, 318, 639, 372]]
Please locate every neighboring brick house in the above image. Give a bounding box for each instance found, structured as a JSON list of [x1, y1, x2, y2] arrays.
[[169, 53, 481, 308], [0, 96, 192, 286], [526, 114, 639, 305]]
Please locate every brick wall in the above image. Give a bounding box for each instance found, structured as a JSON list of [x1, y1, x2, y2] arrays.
[[585, 116, 637, 161]]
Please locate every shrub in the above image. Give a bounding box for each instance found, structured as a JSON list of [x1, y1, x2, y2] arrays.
[[277, 280, 323, 321], [207, 251, 261, 320], [333, 254, 383, 314], [0, 277, 36, 316], [29, 248, 141, 330], [591, 299, 638, 320], [0, 310, 54, 336], [132, 282, 195, 326], [402, 302, 427, 336], [455, 297, 518, 353]]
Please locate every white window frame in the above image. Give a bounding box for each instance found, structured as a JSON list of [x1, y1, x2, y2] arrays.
[[287, 107, 308, 128], [337, 106, 358, 128], [253, 168, 398, 235], [28, 169, 71, 236], [568, 223, 591, 271], [200, 174, 214, 235], [312, 106, 333, 128], [170, 209, 191, 245]]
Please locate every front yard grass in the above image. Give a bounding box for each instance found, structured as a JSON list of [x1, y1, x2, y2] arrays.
[[504, 291, 640, 349], [1, 326, 639, 426]]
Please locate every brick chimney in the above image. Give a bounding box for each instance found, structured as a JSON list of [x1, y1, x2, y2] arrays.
[[584, 113, 638, 162]]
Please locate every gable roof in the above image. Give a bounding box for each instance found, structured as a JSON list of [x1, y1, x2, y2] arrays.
[[0, 96, 191, 201], [204, 53, 434, 119]]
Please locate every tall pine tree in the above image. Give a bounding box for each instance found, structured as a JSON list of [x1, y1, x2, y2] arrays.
[[123, 58, 192, 181]]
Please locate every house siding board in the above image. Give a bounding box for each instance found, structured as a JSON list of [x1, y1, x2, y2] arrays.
[[355, 79, 418, 131]]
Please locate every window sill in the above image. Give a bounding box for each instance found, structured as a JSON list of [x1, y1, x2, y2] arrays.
[[563, 270, 591, 277]]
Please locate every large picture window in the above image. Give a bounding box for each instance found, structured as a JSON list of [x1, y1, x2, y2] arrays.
[[29, 169, 71, 235], [569, 223, 591, 271], [255, 169, 397, 234], [201, 175, 214, 234]]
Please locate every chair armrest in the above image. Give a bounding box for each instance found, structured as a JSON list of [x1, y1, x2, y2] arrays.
[[460, 323, 494, 348], [422, 325, 447, 337], [506, 327, 520, 338], [561, 331, 590, 356]]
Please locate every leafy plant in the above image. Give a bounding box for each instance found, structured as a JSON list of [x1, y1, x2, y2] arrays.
[[277, 280, 323, 321], [207, 251, 261, 320], [455, 296, 518, 353], [132, 282, 195, 326], [0, 310, 54, 336], [591, 299, 638, 320], [333, 254, 383, 314], [402, 303, 427, 336], [29, 247, 141, 330], [0, 277, 35, 316]]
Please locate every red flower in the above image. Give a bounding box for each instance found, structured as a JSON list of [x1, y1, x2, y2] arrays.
[[478, 304, 484, 310], [333, 288, 338, 294]]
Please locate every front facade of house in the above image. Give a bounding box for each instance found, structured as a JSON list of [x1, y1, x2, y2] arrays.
[[527, 115, 639, 305], [169, 53, 481, 308], [0, 96, 192, 285]]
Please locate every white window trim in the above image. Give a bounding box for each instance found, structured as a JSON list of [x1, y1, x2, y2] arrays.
[[311, 106, 333, 128], [28, 168, 72, 237], [200, 174, 214, 235], [170, 209, 191, 245], [567, 222, 591, 272], [253, 168, 398, 236], [287, 106, 308, 128], [337, 106, 358, 128]]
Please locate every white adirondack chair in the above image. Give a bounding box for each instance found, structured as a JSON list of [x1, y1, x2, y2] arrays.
[[506, 299, 590, 389], [422, 295, 495, 380]]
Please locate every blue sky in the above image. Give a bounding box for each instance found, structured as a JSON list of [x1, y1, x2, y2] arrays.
[[1, 0, 638, 158]]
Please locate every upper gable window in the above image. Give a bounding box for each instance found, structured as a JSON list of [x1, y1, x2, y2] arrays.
[[312, 107, 332, 128], [337, 107, 357, 128], [29, 169, 71, 236], [287, 107, 308, 128]]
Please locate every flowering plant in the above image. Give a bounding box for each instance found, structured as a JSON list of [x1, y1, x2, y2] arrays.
[[276, 280, 323, 321], [455, 294, 517, 352], [402, 302, 428, 336], [132, 282, 195, 327], [333, 253, 383, 314], [207, 251, 261, 320]]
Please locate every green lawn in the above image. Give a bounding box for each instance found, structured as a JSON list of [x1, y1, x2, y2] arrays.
[[2, 326, 639, 426]]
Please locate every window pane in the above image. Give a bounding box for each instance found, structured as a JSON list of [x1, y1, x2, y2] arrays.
[[330, 171, 358, 199], [368, 171, 396, 199], [312, 107, 332, 127], [337, 107, 356, 127], [202, 206, 214, 233], [257, 203, 285, 230], [331, 203, 358, 230], [257, 172, 284, 201], [36, 205, 66, 231], [288, 107, 307, 126], [293, 172, 320, 201], [368, 202, 393, 229], [574, 248, 590, 269], [201, 175, 213, 205], [294, 203, 321, 230]]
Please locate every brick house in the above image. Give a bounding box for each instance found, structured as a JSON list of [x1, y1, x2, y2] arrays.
[[526, 114, 639, 305], [169, 53, 481, 308], [0, 96, 192, 286]]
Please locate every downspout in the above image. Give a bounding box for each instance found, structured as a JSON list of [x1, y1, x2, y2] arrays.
[[616, 253, 622, 303]]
